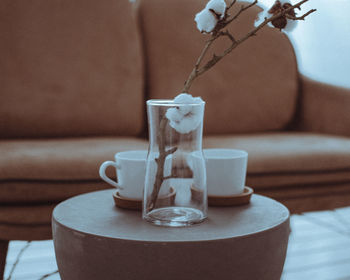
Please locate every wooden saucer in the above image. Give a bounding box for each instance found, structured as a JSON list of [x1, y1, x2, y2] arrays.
[[113, 187, 176, 210], [191, 186, 253, 207], [208, 187, 254, 207]]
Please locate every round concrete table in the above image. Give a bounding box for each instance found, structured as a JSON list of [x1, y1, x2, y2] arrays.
[[52, 190, 290, 280]]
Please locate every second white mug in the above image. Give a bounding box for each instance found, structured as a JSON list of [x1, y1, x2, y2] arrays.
[[204, 149, 248, 196]]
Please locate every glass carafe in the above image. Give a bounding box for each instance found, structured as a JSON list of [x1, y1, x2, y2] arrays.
[[143, 99, 207, 227]]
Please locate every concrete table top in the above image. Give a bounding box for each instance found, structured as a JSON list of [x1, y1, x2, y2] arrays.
[[52, 189, 290, 280]]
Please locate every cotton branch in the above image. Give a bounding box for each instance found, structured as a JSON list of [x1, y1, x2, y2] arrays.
[[183, 34, 220, 91], [148, 117, 177, 211], [285, 8, 316, 20], [226, 0, 258, 25], [182, 0, 316, 93], [227, 0, 237, 10]]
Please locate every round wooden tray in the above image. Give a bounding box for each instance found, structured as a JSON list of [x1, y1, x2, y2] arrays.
[[113, 187, 176, 210]]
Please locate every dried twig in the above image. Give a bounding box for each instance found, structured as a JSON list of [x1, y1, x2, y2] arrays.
[[286, 8, 316, 20], [227, 0, 237, 10], [148, 117, 177, 211], [182, 0, 316, 92], [226, 0, 258, 25]]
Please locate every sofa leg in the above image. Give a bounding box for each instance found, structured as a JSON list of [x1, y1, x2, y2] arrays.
[[0, 240, 9, 280]]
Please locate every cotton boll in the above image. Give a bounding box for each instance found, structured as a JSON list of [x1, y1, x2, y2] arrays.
[[172, 119, 193, 134], [166, 93, 204, 134], [191, 104, 204, 117], [173, 105, 203, 134], [173, 113, 201, 134], [206, 0, 227, 19], [166, 106, 196, 134], [183, 112, 202, 132], [193, 96, 204, 103], [174, 93, 199, 115], [255, 0, 297, 33], [166, 105, 202, 134], [195, 9, 218, 33], [174, 93, 204, 104], [178, 105, 192, 115], [174, 93, 195, 104], [168, 120, 181, 133], [165, 108, 182, 123]]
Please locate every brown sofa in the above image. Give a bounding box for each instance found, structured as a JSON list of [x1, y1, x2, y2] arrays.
[[1, 0, 350, 276]]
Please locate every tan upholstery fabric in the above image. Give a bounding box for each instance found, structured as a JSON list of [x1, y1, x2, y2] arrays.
[[0, 137, 147, 203], [0, 204, 55, 225], [259, 182, 350, 200], [0, 181, 109, 203], [2, 134, 350, 203], [137, 0, 298, 134], [204, 132, 350, 213], [0, 137, 148, 180], [204, 133, 350, 174], [0, 224, 52, 240], [259, 182, 350, 213], [0, 0, 144, 138], [0, 203, 54, 240], [247, 171, 350, 188], [299, 75, 350, 137]]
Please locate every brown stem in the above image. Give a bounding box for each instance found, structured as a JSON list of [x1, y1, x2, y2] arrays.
[[182, 0, 258, 92], [286, 8, 317, 20], [226, 0, 258, 25], [227, 0, 237, 11], [183, 35, 218, 92], [219, 30, 236, 43], [148, 117, 177, 211], [182, 0, 315, 93]]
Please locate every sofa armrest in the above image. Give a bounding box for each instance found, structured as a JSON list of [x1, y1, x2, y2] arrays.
[[298, 75, 350, 137]]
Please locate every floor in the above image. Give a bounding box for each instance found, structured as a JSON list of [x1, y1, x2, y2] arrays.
[[282, 207, 350, 280], [3, 207, 350, 280]]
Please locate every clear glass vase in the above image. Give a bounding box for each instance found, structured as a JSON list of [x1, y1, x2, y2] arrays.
[[143, 99, 207, 227]]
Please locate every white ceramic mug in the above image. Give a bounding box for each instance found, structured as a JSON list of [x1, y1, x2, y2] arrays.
[[99, 150, 171, 200], [99, 150, 148, 200], [203, 149, 248, 196]]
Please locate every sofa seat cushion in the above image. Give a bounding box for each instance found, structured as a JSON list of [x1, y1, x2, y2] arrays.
[[203, 132, 350, 188], [0, 137, 148, 203], [0, 181, 109, 204], [0, 203, 54, 240]]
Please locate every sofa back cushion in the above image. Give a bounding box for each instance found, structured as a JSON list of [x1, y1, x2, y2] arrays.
[[137, 0, 298, 134], [0, 0, 144, 138]]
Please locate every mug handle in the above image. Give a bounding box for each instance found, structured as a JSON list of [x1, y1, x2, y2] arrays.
[[99, 161, 123, 190]]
